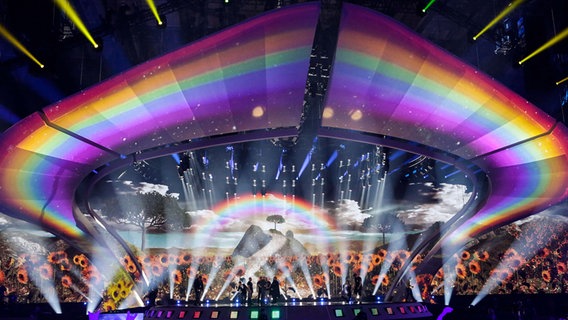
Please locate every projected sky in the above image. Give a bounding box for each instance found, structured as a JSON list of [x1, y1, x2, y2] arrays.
[[0, 1, 567, 263]]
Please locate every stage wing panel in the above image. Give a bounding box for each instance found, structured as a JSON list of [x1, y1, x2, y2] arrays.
[[0, 3, 320, 246], [323, 3, 568, 242]]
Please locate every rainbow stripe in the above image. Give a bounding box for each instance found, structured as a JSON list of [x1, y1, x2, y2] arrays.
[[323, 4, 568, 244], [0, 4, 320, 246]]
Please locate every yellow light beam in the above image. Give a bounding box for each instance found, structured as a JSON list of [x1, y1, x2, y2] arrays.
[[53, 0, 99, 49], [473, 0, 525, 41], [0, 24, 44, 68], [519, 27, 568, 65], [556, 76, 568, 86], [145, 0, 164, 26]]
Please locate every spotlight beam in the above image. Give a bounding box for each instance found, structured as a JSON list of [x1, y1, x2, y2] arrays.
[[422, 0, 436, 13], [556, 76, 568, 85], [145, 0, 164, 26], [0, 24, 44, 68], [473, 0, 524, 41], [53, 0, 99, 49], [519, 27, 568, 64]]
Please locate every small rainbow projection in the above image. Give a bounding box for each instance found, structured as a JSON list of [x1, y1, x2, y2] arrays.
[[0, 3, 320, 246], [323, 3, 568, 243], [194, 194, 336, 235]]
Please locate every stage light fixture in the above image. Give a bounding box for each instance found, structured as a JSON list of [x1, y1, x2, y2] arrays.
[[157, 14, 168, 28], [272, 310, 281, 319], [334, 309, 344, 317], [250, 310, 259, 319], [92, 37, 104, 52], [0, 24, 44, 68], [473, 0, 524, 41], [519, 27, 568, 64]]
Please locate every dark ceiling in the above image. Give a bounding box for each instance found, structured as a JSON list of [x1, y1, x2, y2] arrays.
[[1, 0, 567, 134]]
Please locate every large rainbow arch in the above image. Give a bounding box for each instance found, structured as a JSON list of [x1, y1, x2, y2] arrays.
[[0, 1, 567, 259]]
